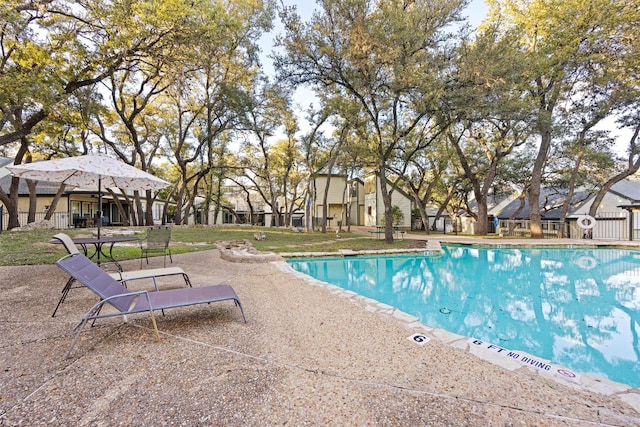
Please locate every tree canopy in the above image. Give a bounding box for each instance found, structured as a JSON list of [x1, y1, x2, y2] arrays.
[[1, 0, 638, 237]]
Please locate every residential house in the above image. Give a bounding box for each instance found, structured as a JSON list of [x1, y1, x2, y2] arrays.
[[458, 192, 513, 234], [490, 179, 640, 240], [197, 186, 267, 226], [198, 184, 306, 227], [572, 179, 640, 240], [310, 174, 364, 228]]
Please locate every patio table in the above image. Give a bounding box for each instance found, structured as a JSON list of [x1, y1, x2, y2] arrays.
[[54, 236, 140, 271]]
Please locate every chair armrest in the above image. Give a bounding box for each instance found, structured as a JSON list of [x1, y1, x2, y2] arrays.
[[81, 290, 152, 322], [101, 289, 149, 303]]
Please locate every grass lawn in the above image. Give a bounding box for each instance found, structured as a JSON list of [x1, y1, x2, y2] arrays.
[[0, 225, 427, 266]]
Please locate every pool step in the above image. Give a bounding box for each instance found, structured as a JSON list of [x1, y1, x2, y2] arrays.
[[424, 240, 443, 255]]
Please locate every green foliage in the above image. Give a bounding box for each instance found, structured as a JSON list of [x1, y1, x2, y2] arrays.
[[276, 0, 468, 238], [2, 0, 638, 240], [380, 205, 404, 226]]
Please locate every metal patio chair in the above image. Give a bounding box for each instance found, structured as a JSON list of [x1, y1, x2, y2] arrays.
[[140, 226, 173, 267]]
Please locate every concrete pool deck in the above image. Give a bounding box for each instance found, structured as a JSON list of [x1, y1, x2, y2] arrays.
[[2, 233, 640, 425]]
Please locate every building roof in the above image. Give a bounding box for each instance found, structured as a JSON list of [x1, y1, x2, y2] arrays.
[[0, 174, 66, 195], [609, 179, 640, 202], [492, 179, 640, 220], [0, 156, 63, 195], [495, 188, 592, 220], [0, 156, 12, 168]]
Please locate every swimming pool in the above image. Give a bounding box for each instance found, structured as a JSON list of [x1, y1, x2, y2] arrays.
[[286, 245, 640, 388]]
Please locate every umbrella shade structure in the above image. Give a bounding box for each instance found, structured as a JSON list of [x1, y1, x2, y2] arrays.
[[7, 155, 169, 191], [7, 154, 170, 240]]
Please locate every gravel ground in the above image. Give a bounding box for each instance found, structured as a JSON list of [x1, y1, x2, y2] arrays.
[[1, 247, 640, 426]]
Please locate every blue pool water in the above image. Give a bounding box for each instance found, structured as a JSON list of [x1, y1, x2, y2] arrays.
[[286, 245, 640, 388]]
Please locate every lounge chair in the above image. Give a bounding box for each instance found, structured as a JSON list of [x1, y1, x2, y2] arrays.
[[56, 252, 246, 358], [51, 233, 191, 317], [51, 233, 85, 317]]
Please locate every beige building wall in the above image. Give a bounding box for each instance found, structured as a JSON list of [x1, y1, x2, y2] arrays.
[[313, 175, 347, 225], [314, 175, 347, 204], [312, 175, 366, 226], [16, 196, 58, 212], [363, 174, 412, 228]]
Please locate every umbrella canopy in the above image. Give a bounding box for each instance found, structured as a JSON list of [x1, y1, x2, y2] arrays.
[[6, 154, 169, 191], [7, 154, 170, 239]]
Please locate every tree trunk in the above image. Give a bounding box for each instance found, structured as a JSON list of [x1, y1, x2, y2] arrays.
[[173, 184, 185, 225], [377, 167, 395, 243], [305, 183, 313, 232], [270, 195, 279, 227], [145, 190, 155, 225], [106, 189, 131, 226], [211, 177, 222, 225], [339, 179, 348, 233], [404, 183, 429, 235], [0, 177, 21, 230], [132, 192, 143, 226], [2, 143, 32, 229], [246, 197, 256, 225], [26, 179, 37, 223], [321, 173, 332, 233], [433, 183, 456, 231], [44, 184, 68, 221], [558, 151, 583, 238], [475, 197, 488, 235], [529, 129, 552, 238]]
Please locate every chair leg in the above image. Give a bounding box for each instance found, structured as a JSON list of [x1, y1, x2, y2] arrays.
[[234, 298, 247, 323], [52, 277, 75, 317], [182, 273, 192, 288], [65, 318, 89, 359], [90, 304, 105, 327], [140, 250, 148, 268], [150, 310, 161, 342]]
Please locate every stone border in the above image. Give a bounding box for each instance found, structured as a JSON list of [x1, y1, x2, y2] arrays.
[[216, 240, 284, 263]]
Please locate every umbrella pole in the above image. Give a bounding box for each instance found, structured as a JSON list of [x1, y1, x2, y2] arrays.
[[97, 176, 102, 242]]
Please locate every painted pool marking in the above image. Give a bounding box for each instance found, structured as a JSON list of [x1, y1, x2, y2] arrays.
[[408, 333, 430, 346], [556, 368, 577, 378], [469, 339, 580, 383]]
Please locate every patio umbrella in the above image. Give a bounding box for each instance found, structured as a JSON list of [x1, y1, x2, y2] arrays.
[[7, 154, 170, 239]]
